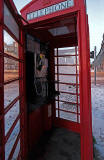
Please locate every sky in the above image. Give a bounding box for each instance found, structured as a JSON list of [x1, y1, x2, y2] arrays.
[[13, 0, 104, 54]]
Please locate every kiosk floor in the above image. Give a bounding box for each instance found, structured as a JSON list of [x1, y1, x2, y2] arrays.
[[29, 128, 80, 160]]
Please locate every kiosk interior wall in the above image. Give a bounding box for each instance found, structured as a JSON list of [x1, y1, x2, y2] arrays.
[[26, 34, 55, 110]]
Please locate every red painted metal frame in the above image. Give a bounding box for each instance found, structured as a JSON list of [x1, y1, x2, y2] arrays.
[[54, 46, 80, 128], [75, 46, 79, 123], [59, 91, 80, 96], [0, 0, 5, 159], [56, 108, 80, 115], [87, 14, 93, 160], [0, 0, 93, 160], [5, 114, 21, 144], [54, 54, 79, 57], [54, 118, 80, 133], [55, 99, 80, 105], [20, 0, 79, 25], [4, 52, 23, 62], [55, 73, 79, 76], [19, 28, 28, 159], [56, 48, 60, 118], [0, 0, 27, 160], [8, 133, 21, 160], [4, 78, 21, 86], [77, 1, 93, 159], [59, 81, 79, 86], [50, 48, 56, 123], [55, 64, 78, 66]]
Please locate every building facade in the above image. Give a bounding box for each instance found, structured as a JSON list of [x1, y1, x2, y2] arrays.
[[92, 34, 104, 72]]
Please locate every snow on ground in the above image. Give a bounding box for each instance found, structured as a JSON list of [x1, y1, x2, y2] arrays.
[[4, 81, 20, 160], [5, 121, 20, 160], [91, 83, 104, 160], [4, 81, 19, 108]]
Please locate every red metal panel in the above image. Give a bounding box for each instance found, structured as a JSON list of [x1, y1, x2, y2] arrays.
[[0, 115, 3, 121], [77, 1, 93, 159], [49, 48, 56, 122], [0, 0, 4, 23], [19, 28, 28, 159], [54, 118, 80, 133], [43, 105, 52, 131], [28, 107, 44, 152], [86, 14, 93, 160]]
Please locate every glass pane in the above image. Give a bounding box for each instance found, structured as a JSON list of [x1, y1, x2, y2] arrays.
[[27, 35, 35, 52], [55, 66, 57, 73], [55, 101, 58, 109], [54, 47, 76, 56], [12, 139, 20, 159], [60, 48, 75, 55], [59, 111, 77, 122], [59, 93, 77, 103], [4, 81, 19, 108], [77, 55, 79, 65], [58, 56, 76, 65], [4, 30, 19, 58], [78, 105, 80, 113], [55, 57, 57, 64], [56, 110, 58, 117], [55, 83, 58, 91], [4, 3, 19, 40], [54, 48, 57, 55], [59, 101, 78, 113], [58, 66, 76, 74], [78, 96, 80, 104], [4, 57, 19, 82], [78, 115, 80, 123], [59, 84, 80, 94], [5, 120, 20, 160], [5, 101, 20, 135], [55, 75, 57, 81], [59, 75, 78, 83]]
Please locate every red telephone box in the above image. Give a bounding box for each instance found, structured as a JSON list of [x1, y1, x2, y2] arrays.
[[0, 0, 93, 160]]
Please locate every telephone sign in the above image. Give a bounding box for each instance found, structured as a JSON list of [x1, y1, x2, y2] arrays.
[[27, 0, 74, 20]]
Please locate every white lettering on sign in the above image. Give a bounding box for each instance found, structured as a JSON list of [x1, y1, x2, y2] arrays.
[[27, 0, 74, 20]]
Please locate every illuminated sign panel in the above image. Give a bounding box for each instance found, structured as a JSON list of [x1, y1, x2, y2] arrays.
[[27, 0, 74, 20]]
